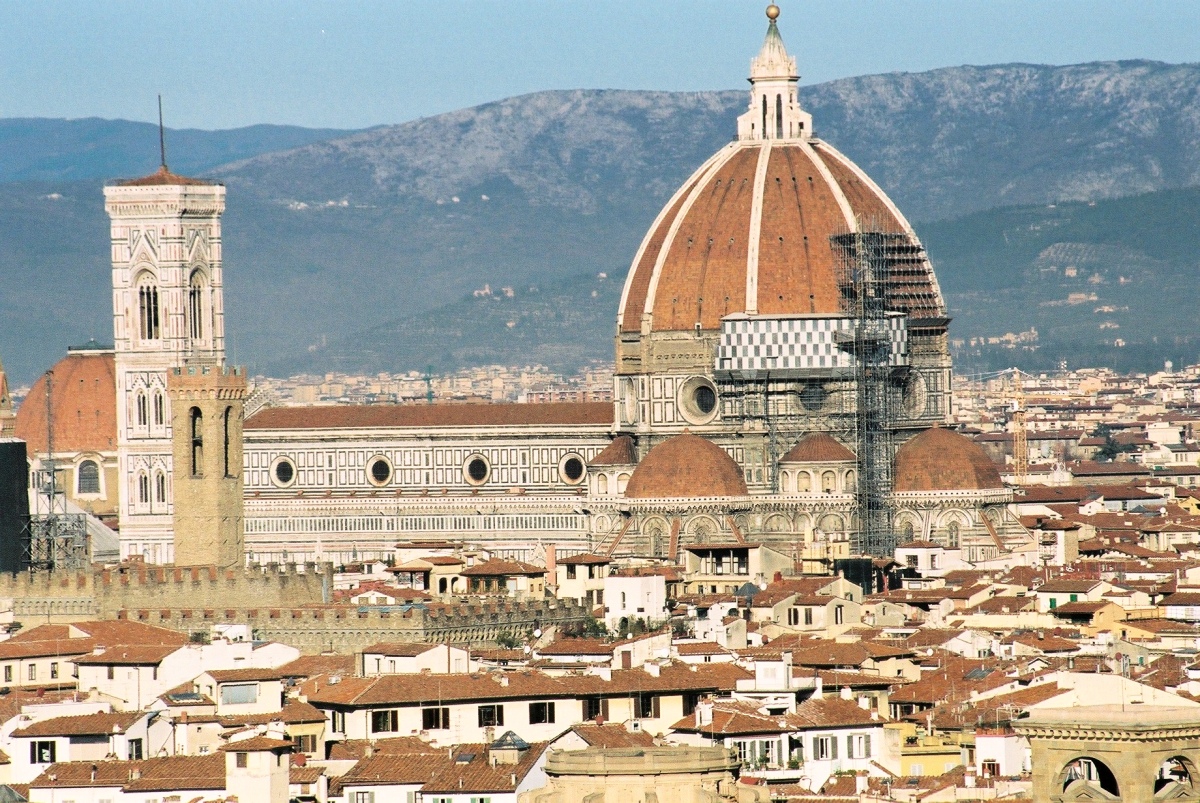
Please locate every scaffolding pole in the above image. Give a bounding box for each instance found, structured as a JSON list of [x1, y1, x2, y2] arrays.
[[833, 226, 900, 557]]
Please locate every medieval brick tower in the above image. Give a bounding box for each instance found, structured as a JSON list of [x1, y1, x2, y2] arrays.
[[104, 165, 227, 563], [167, 364, 247, 568]]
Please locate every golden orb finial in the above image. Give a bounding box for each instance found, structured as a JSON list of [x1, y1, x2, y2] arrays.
[[766, 4, 781, 21]]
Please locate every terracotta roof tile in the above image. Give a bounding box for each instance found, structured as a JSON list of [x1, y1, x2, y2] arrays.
[[590, 435, 638, 465], [14, 350, 116, 454], [625, 432, 747, 499], [780, 433, 855, 463], [14, 711, 143, 738], [246, 401, 612, 431]]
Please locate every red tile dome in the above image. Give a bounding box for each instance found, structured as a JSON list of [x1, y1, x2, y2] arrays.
[[15, 349, 117, 454], [893, 427, 1004, 493], [616, 138, 945, 336], [625, 432, 748, 499], [780, 432, 855, 463]]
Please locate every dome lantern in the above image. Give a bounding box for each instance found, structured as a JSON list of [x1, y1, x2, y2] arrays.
[[737, 5, 813, 141]]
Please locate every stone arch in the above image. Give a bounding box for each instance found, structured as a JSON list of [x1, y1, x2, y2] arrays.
[[817, 513, 843, 536], [821, 470, 836, 493], [616, 473, 631, 494], [778, 470, 792, 493], [794, 513, 813, 539], [894, 511, 920, 543], [843, 469, 856, 492], [794, 470, 812, 493], [686, 515, 721, 542], [1158, 755, 1198, 797], [763, 514, 790, 534], [642, 516, 669, 553], [596, 474, 609, 495], [1057, 755, 1121, 799], [937, 510, 969, 548]]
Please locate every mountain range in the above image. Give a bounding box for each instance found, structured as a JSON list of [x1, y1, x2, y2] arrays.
[[3, 60, 1200, 384]]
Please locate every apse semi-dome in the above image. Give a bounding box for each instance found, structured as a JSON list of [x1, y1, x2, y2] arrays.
[[624, 432, 749, 499], [616, 11, 945, 337], [780, 432, 856, 463], [893, 427, 1005, 493]]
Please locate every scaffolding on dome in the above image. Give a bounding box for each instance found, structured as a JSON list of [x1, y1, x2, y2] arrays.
[[832, 224, 908, 557]]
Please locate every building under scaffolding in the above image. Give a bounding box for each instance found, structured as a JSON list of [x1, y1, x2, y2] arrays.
[[832, 225, 927, 557], [23, 370, 90, 572]]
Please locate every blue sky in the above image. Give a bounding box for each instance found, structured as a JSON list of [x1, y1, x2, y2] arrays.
[[3, 0, 1200, 130]]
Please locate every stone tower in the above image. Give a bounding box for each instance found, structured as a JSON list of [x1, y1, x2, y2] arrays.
[[167, 364, 246, 568], [103, 166, 226, 563]]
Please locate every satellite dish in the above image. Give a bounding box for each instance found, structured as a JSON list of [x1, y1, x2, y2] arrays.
[[522, 645, 531, 654], [533, 629, 542, 638]]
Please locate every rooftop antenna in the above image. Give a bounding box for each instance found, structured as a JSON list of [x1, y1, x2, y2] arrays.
[[158, 94, 168, 170]]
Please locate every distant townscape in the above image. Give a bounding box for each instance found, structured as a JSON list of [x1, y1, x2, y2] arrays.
[[2, 5, 1200, 803]]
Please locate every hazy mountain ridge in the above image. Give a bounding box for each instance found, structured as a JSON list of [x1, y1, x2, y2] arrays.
[[0, 118, 351, 183], [217, 61, 1200, 221], [5, 60, 1200, 382]]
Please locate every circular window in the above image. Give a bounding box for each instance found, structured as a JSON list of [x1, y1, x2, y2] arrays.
[[560, 454, 586, 485], [464, 454, 491, 486], [678, 376, 720, 425], [800, 383, 829, 411], [271, 457, 296, 488], [367, 456, 392, 486]]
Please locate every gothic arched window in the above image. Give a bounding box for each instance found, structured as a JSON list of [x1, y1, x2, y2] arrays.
[[136, 276, 160, 341], [155, 471, 166, 505], [137, 472, 150, 506], [188, 271, 206, 342], [775, 93, 783, 138], [136, 392, 148, 428], [153, 391, 164, 427]]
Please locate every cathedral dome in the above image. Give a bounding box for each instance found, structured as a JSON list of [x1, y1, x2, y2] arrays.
[[893, 427, 1004, 493], [616, 9, 944, 337], [15, 347, 117, 454], [625, 432, 748, 499], [780, 432, 855, 463]]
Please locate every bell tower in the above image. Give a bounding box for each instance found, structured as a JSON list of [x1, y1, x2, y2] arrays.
[[104, 160, 226, 564], [167, 364, 246, 568]]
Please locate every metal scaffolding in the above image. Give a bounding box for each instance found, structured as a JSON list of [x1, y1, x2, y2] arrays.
[[23, 370, 89, 572], [832, 225, 903, 557]]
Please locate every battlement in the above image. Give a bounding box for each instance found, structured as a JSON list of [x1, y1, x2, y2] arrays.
[[0, 563, 332, 623], [167, 365, 247, 399], [114, 596, 591, 653]]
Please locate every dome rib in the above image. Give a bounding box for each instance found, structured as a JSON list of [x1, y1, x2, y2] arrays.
[[618, 146, 731, 333], [618, 137, 933, 334]]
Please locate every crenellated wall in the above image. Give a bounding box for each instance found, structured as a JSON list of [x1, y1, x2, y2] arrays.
[[0, 562, 332, 624], [113, 597, 591, 653]]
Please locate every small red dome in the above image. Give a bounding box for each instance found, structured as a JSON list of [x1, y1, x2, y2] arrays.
[[625, 432, 748, 499], [15, 349, 117, 455], [893, 428, 1004, 493], [780, 432, 855, 463]]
